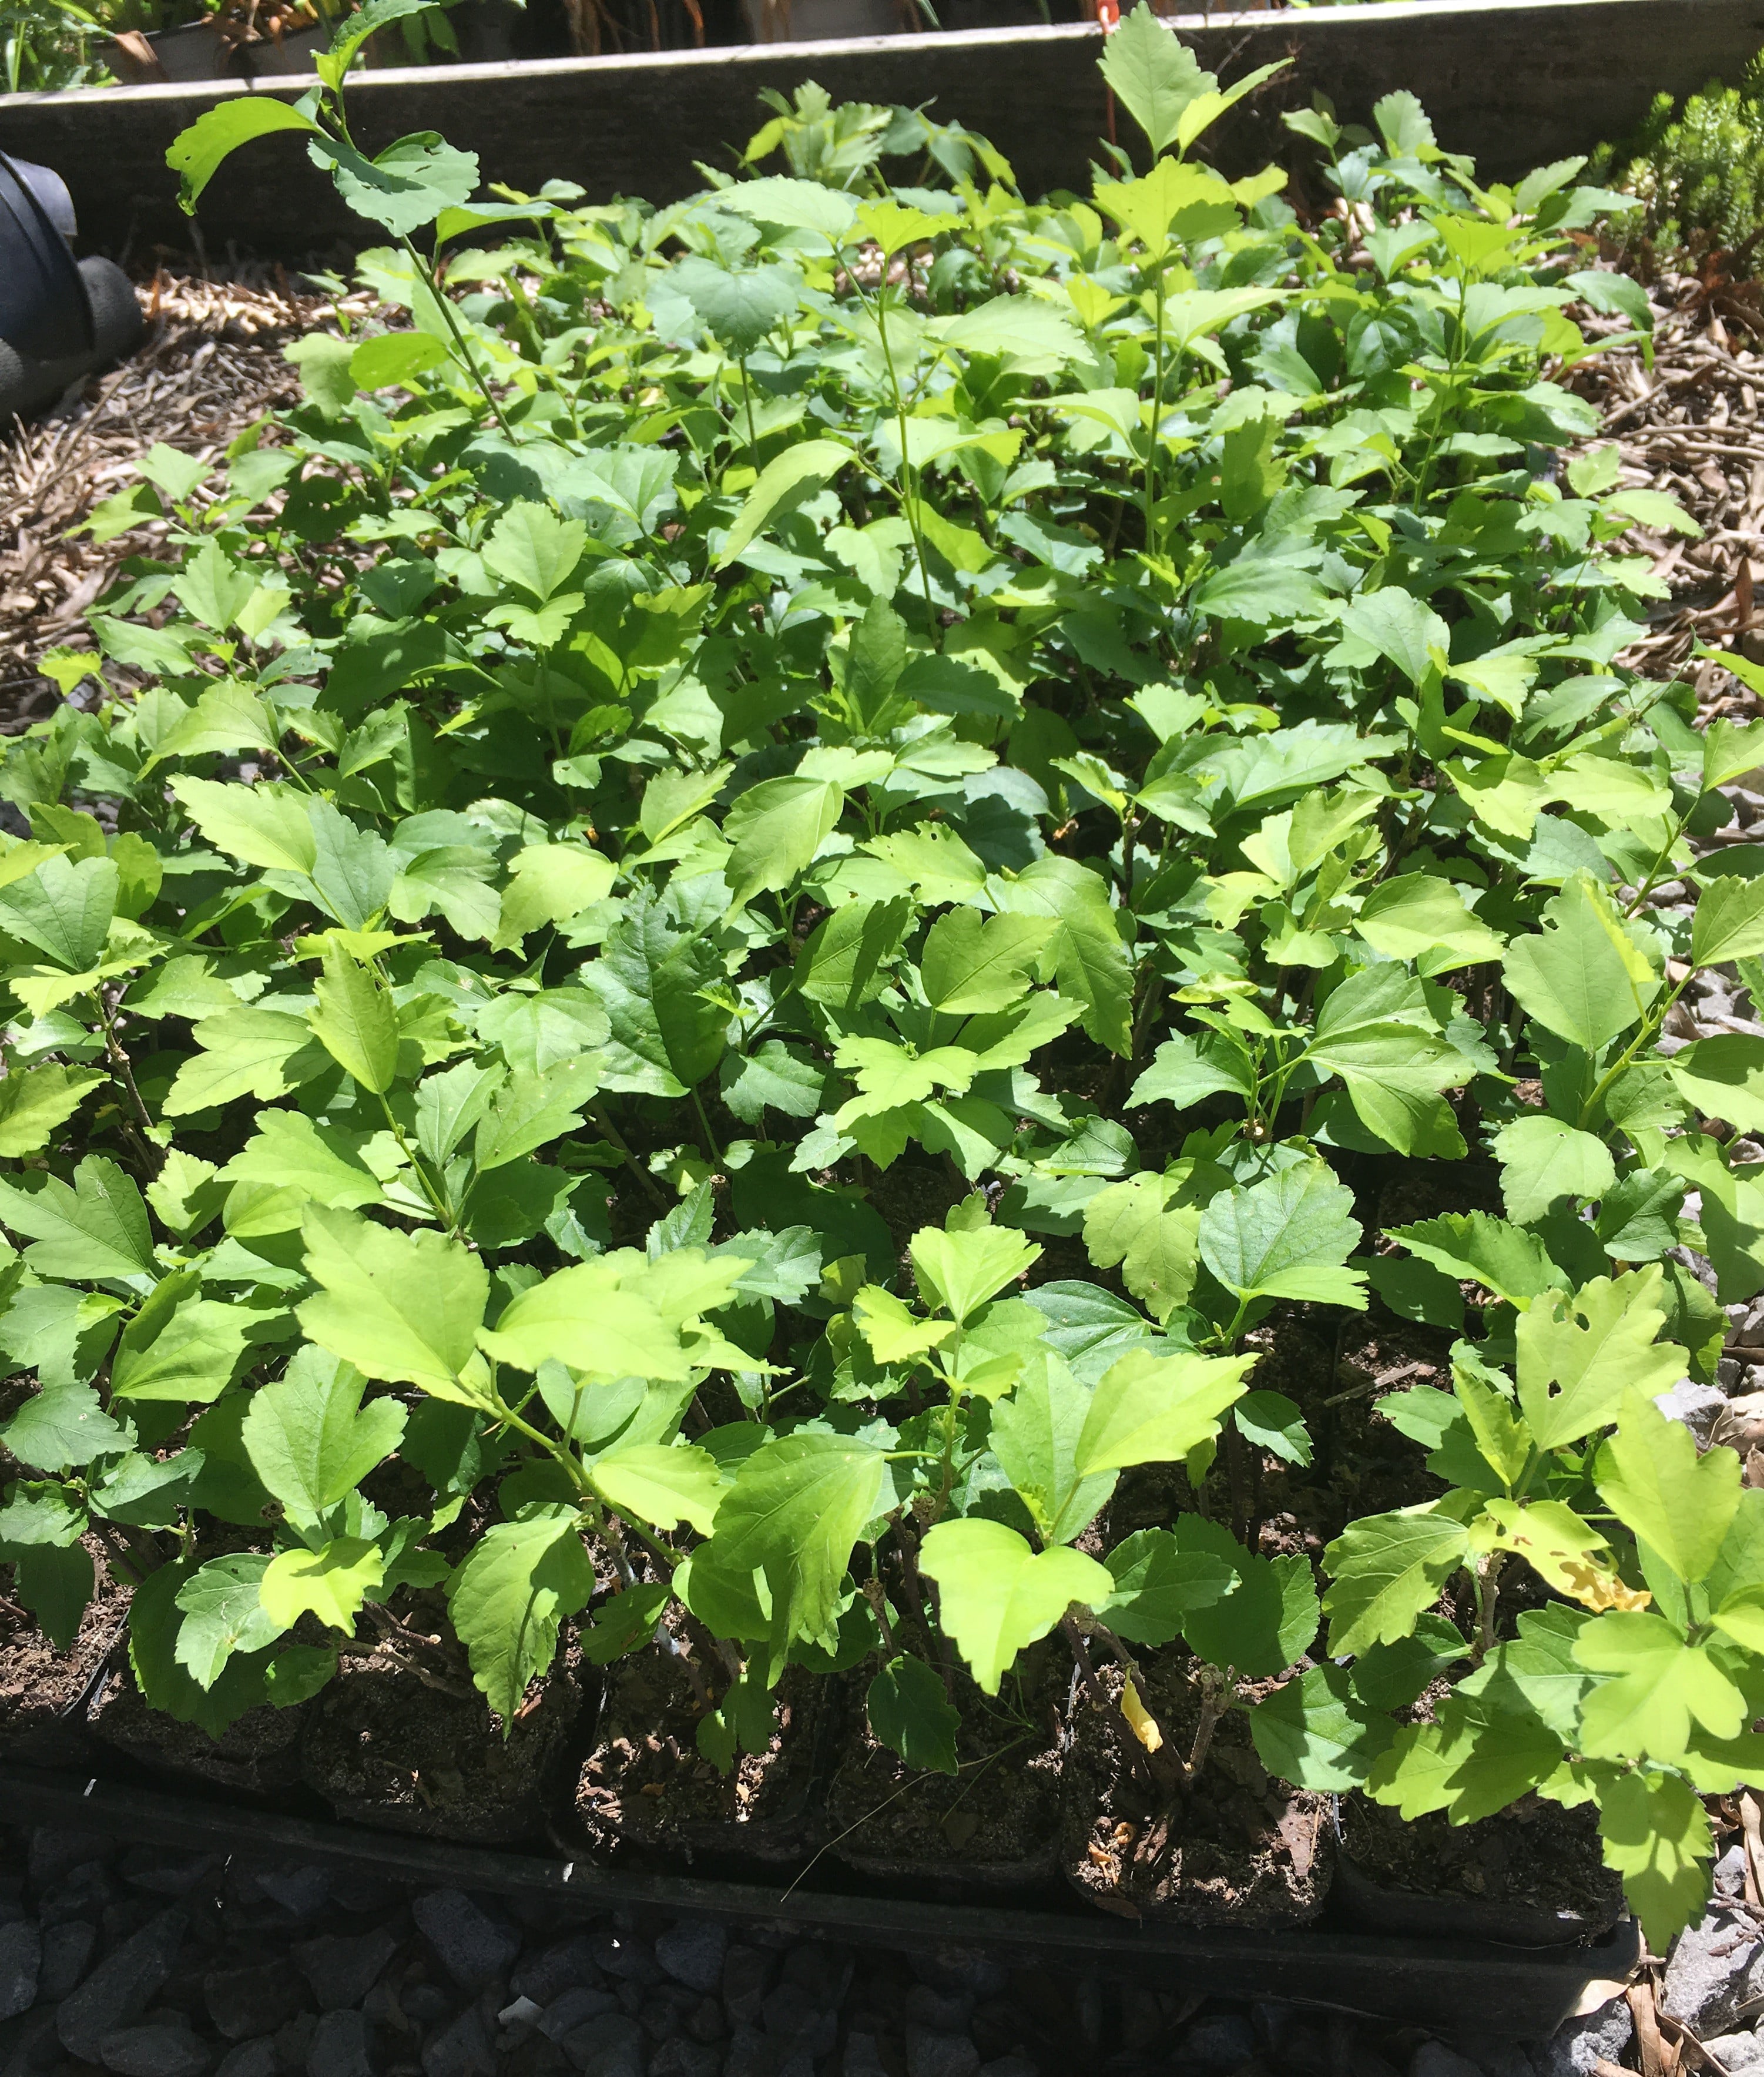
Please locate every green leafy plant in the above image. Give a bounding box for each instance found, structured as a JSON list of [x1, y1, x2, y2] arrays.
[[5, 0, 1760, 1951]]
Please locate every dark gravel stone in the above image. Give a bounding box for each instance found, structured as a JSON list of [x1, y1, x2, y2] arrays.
[[308, 2010, 375, 2077], [559, 2013, 645, 2077], [99, 2025, 213, 2077], [294, 1931, 401, 2014], [411, 1898, 518, 1996], [723, 2029, 810, 2077], [976, 2060, 1036, 2077], [421, 2007, 495, 2077], [274, 2015, 318, 2075], [252, 1872, 331, 1921], [28, 1831, 112, 1890], [119, 1852, 220, 1901], [638, 1989, 700, 2046], [904, 2029, 978, 2077], [39, 1920, 96, 2001], [653, 1928, 725, 2000], [539, 1994, 620, 2044], [58, 1908, 189, 2063], [684, 2002, 724, 2048], [759, 1986, 837, 2059], [0, 1923, 40, 2021], [777, 1948, 852, 2014], [1181, 2016, 1259, 2074], [649, 2044, 719, 2077], [720, 1952, 776, 2031], [39, 1861, 115, 1927], [589, 1938, 658, 1988], [204, 1963, 310, 2042], [908, 1955, 1007, 2003], [402, 1990, 455, 2028], [513, 1942, 603, 2008], [840, 2036, 887, 2077], [2, 2005, 63, 2077], [903, 1988, 970, 2035], [216, 2042, 279, 2077]]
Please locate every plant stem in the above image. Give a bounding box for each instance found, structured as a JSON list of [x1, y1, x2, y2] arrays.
[[690, 1086, 722, 1166], [400, 234, 517, 442], [590, 1098, 669, 1209], [1472, 1550, 1507, 1665]]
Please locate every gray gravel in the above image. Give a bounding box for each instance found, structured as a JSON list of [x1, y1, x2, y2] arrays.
[[0, 1819, 1678, 2077]]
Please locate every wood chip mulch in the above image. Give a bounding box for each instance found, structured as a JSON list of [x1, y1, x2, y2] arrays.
[[1564, 273, 1764, 708], [0, 264, 366, 733]]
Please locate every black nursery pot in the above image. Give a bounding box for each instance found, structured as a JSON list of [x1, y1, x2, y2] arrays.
[[87, 1661, 308, 1798], [1059, 1655, 1334, 1929], [827, 1653, 1067, 1896], [0, 152, 143, 420], [1333, 1794, 1625, 1948], [301, 1657, 586, 1844], [575, 1650, 833, 1870]]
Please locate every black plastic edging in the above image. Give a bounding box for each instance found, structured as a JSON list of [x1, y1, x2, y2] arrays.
[[3, 0, 1764, 257], [0, 1766, 1639, 2037]]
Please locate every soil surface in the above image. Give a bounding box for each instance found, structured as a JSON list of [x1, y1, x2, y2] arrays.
[[0, 1536, 128, 1765], [576, 1647, 827, 1867], [827, 1650, 1066, 1894], [301, 1657, 583, 1844], [87, 1661, 306, 1795], [1060, 1655, 1333, 1928], [1340, 1794, 1624, 1929]]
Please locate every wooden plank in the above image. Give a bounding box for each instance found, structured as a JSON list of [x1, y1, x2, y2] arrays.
[[3, 0, 1763, 256]]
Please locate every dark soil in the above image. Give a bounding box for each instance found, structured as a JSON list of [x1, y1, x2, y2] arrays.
[[301, 1656, 583, 1844], [87, 1661, 306, 1795], [1339, 1795, 1624, 1934], [1109, 1304, 1452, 1567], [827, 1649, 1066, 1894], [1059, 1655, 1333, 1928], [576, 1647, 827, 1867], [0, 1538, 128, 1766]]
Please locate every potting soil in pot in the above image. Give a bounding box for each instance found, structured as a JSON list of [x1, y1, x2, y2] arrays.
[[1060, 1656, 1333, 1927], [828, 1647, 1065, 1894], [576, 1646, 828, 1866], [301, 1656, 583, 1843]]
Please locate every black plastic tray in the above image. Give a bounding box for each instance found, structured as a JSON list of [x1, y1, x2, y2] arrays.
[[0, 1765, 1637, 2038]]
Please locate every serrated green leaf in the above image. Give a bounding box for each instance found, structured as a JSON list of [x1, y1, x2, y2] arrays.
[[242, 1347, 407, 1522], [1323, 1500, 1474, 1657], [1198, 1160, 1366, 1306], [1593, 1386, 1739, 1584], [297, 1205, 489, 1401], [446, 1503, 595, 1721], [1072, 1345, 1255, 1476]]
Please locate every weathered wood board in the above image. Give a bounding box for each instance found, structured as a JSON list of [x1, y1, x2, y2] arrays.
[[3, 0, 1762, 256]]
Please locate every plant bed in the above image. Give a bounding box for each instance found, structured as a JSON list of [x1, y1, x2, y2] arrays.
[[1334, 1795, 1625, 1947], [301, 1657, 588, 1844], [5, 0, 1764, 257], [575, 1648, 831, 1867], [827, 1653, 1067, 1895], [1, 0, 1760, 1989], [1061, 1657, 1333, 1927]]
